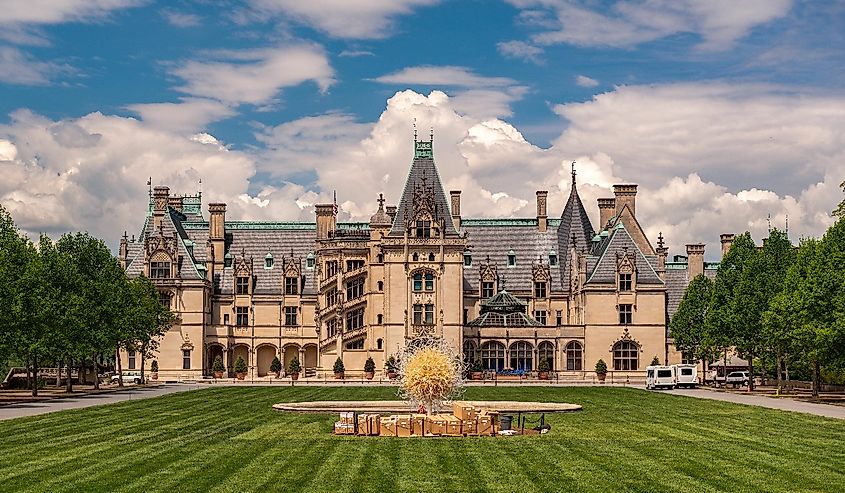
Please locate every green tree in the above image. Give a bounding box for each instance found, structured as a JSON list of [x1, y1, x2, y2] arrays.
[[125, 276, 176, 384], [670, 274, 713, 370], [833, 180, 845, 217]]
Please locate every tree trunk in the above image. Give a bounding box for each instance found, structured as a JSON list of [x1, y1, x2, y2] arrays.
[[25, 357, 32, 391], [747, 355, 754, 392], [775, 353, 783, 394], [31, 354, 39, 397], [65, 358, 73, 393], [784, 356, 791, 393], [140, 346, 146, 385], [812, 359, 821, 398], [92, 353, 100, 390], [116, 346, 124, 387], [56, 360, 62, 388]]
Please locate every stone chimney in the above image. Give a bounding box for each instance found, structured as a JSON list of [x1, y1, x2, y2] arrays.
[[208, 202, 226, 267], [152, 186, 169, 230], [720, 233, 735, 258], [536, 190, 548, 232], [315, 204, 336, 240], [598, 198, 616, 230], [386, 205, 397, 222], [613, 184, 638, 217], [118, 232, 129, 269], [169, 196, 184, 213], [656, 232, 668, 280], [450, 190, 462, 230], [686, 243, 705, 278]]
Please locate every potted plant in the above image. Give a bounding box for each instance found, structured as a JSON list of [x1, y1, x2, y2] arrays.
[[269, 356, 282, 378], [651, 355, 661, 366], [150, 360, 159, 381], [364, 357, 376, 380], [537, 359, 550, 380], [234, 355, 248, 380], [470, 358, 484, 380], [287, 356, 301, 381], [333, 357, 345, 379], [595, 359, 608, 383], [385, 356, 398, 379], [212, 355, 225, 379]]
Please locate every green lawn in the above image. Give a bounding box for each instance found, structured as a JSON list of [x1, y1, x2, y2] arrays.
[[0, 386, 843, 492]]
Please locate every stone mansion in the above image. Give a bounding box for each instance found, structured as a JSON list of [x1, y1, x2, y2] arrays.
[[118, 137, 729, 379]]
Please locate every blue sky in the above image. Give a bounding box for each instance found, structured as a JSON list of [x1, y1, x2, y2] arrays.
[[1, 0, 844, 257]]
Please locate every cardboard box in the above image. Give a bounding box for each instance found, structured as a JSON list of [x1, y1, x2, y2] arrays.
[[380, 416, 398, 437], [462, 418, 478, 436], [357, 414, 380, 436], [426, 414, 448, 436], [334, 422, 355, 435], [339, 411, 355, 425], [411, 414, 427, 436], [444, 416, 463, 436], [397, 415, 413, 437], [452, 402, 476, 421], [477, 415, 494, 436]]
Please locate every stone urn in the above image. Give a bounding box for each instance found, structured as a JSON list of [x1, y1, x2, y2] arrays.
[[365, 371, 375, 380], [334, 371, 345, 380], [538, 371, 549, 380], [213, 371, 223, 379], [290, 372, 299, 381], [387, 371, 397, 380], [236, 372, 246, 381], [597, 372, 607, 383]]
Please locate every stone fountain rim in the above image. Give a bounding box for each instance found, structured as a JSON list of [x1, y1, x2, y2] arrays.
[[272, 400, 581, 414]]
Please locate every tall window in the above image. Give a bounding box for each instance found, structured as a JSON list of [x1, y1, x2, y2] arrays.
[[619, 304, 633, 325], [412, 304, 434, 325], [158, 291, 171, 308], [346, 308, 364, 330], [223, 314, 229, 325], [377, 314, 383, 324], [412, 272, 434, 292], [509, 341, 533, 371], [285, 306, 298, 326], [345, 339, 364, 350], [533, 281, 547, 299], [128, 349, 136, 370], [538, 341, 555, 371], [566, 341, 583, 371], [533, 310, 547, 325], [462, 340, 477, 366], [236, 276, 249, 295], [150, 261, 170, 279], [613, 341, 639, 371], [326, 318, 340, 338], [377, 338, 383, 350], [481, 281, 495, 299], [377, 281, 383, 291], [346, 259, 365, 271], [619, 273, 632, 292], [425, 272, 434, 291], [182, 350, 191, 370], [236, 306, 249, 326], [481, 341, 505, 371], [556, 310, 563, 326], [285, 276, 298, 295], [325, 260, 338, 278], [415, 220, 431, 238], [326, 288, 339, 307], [346, 278, 365, 300]]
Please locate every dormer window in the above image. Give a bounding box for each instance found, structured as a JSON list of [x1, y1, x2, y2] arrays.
[[533, 281, 547, 299], [224, 252, 233, 268], [415, 220, 431, 238], [150, 261, 170, 279], [265, 253, 274, 269], [549, 250, 558, 266], [619, 273, 632, 292], [464, 252, 472, 266], [306, 253, 315, 269], [507, 250, 516, 267]]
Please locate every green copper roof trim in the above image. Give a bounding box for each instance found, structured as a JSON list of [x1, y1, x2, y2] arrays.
[[181, 220, 369, 231], [414, 140, 433, 159]]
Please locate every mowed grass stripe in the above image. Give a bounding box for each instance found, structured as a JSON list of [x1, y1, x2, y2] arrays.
[[1, 386, 844, 492]]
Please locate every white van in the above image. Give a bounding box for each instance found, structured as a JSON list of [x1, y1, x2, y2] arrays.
[[646, 365, 676, 390], [673, 364, 697, 388]]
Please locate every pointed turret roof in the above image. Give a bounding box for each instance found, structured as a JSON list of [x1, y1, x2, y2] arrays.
[[388, 136, 458, 237], [556, 166, 595, 290]]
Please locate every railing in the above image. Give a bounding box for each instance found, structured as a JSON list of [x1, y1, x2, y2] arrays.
[[343, 265, 367, 279], [320, 273, 337, 290]]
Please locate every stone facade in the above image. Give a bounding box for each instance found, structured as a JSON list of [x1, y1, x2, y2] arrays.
[[119, 137, 715, 380]]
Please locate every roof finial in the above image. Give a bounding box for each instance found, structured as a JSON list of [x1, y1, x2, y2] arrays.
[[430, 126, 434, 142], [785, 214, 789, 238], [657, 231, 665, 249], [413, 118, 417, 142], [333, 190, 338, 215], [767, 213, 772, 233], [377, 193, 385, 211], [571, 161, 577, 185]]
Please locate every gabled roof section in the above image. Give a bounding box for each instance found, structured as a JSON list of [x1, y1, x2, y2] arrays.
[[388, 137, 458, 237], [606, 202, 655, 255], [556, 172, 595, 290], [586, 222, 662, 285]]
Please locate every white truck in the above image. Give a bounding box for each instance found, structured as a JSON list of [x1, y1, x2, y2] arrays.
[[673, 364, 698, 388], [646, 365, 676, 390]]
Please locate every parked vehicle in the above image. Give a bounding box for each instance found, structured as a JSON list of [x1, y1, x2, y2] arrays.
[[725, 371, 750, 387], [646, 365, 676, 390], [673, 364, 698, 388], [111, 371, 142, 385]]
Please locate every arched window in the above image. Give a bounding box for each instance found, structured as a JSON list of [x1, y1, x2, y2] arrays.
[[412, 252, 419, 262], [481, 341, 505, 372], [428, 252, 435, 262], [462, 340, 477, 366], [538, 341, 555, 371], [377, 314, 383, 324], [565, 341, 583, 371], [377, 338, 383, 350], [613, 340, 639, 371], [509, 341, 533, 371]]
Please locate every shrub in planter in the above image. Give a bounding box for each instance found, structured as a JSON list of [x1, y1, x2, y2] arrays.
[[287, 356, 302, 380], [385, 356, 398, 379], [537, 359, 550, 379], [364, 357, 376, 380], [333, 357, 345, 379], [470, 358, 484, 380], [269, 356, 282, 378], [150, 360, 159, 380], [595, 359, 608, 382], [650, 356, 661, 366], [212, 355, 225, 378], [234, 355, 248, 380]]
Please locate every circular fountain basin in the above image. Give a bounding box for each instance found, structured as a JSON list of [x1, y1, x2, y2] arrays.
[[272, 400, 581, 413]]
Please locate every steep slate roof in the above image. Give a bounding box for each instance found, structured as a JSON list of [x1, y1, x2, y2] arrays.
[[586, 222, 662, 285], [556, 177, 595, 291], [665, 262, 718, 327], [462, 219, 560, 292], [124, 209, 204, 280], [388, 138, 458, 237]]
